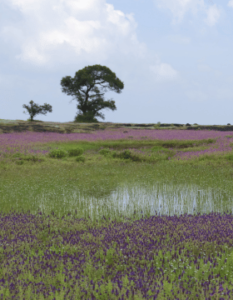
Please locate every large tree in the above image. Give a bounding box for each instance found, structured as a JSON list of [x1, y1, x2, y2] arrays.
[[23, 100, 52, 121], [60, 65, 124, 122]]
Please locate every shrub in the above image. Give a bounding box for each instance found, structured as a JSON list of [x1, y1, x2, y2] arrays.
[[23, 155, 40, 162], [99, 149, 111, 156], [68, 147, 84, 157], [225, 154, 233, 161], [76, 156, 85, 162], [111, 151, 117, 158], [74, 112, 98, 123], [112, 150, 141, 161], [49, 149, 67, 159], [15, 160, 24, 165], [128, 152, 142, 162], [206, 138, 215, 144], [119, 150, 131, 159], [152, 146, 166, 152], [12, 153, 22, 158], [12, 153, 44, 163]]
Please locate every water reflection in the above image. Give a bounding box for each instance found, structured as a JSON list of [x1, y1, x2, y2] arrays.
[[108, 183, 233, 217], [34, 182, 233, 220]]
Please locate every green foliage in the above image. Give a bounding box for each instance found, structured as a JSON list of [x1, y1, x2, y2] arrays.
[[0, 140, 233, 300], [49, 149, 67, 159], [60, 64, 124, 122], [99, 149, 111, 156], [74, 112, 98, 123], [198, 154, 217, 161], [98, 146, 174, 162], [12, 153, 21, 158], [151, 146, 167, 152], [161, 139, 215, 149], [12, 153, 43, 163], [67, 147, 84, 157], [111, 151, 117, 158], [105, 247, 116, 266], [76, 155, 85, 162], [119, 150, 131, 159], [114, 149, 148, 162], [22, 154, 41, 162], [23, 100, 52, 121], [225, 154, 233, 161]]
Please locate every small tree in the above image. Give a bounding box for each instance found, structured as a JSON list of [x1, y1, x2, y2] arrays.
[[23, 100, 52, 121], [60, 64, 124, 123]]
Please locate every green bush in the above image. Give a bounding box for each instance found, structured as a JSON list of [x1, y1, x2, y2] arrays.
[[48, 149, 67, 159], [68, 147, 84, 157], [225, 154, 233, 161], [23, 155, 41, 162], [15, 160, 24, 165], [12, 153, 22, 158], [12, 153, 44, 163], [128, 152, 142, 162], [74, 112, 98, 123], [111, 151, 117, 158], [119, 150, 131, 159], [99, 149, 111, 156], [152, 146, 166, 152], [76, 156, 85, 162]]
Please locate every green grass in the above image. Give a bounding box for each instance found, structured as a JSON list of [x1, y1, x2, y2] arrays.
[[0, 137, 233, 219], [1, 137, 233, 299]]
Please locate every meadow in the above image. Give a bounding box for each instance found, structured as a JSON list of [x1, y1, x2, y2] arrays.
[[1, 128, 233, 299]]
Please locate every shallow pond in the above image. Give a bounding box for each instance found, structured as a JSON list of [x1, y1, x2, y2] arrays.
[[32, 181, 233, 221]]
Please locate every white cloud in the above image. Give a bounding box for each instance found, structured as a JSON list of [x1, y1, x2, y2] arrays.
[[0, 0, 147, 67], [204, 5, 221, 27], [154, 0, 221, 26], [228, 0, 233, 8], [154, 0, 205, 23], [150, 63, 178, 81]]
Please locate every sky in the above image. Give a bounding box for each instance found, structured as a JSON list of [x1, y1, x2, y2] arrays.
[[0, 0, 233, 125]]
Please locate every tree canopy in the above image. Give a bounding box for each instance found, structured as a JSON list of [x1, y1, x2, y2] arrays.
[[60, 64, 124, 122], [23, 100, 52, 121]]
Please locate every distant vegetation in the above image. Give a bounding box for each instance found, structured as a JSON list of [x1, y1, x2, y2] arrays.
[[23, 100, 52, 121], [21, 64, 124, 124], [60, 64, 124, 123]]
